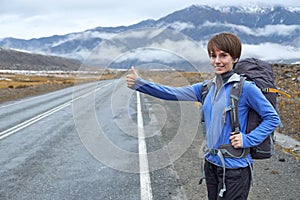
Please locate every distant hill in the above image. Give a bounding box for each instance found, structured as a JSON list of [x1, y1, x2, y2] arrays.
[[0, 48, 82, 71]]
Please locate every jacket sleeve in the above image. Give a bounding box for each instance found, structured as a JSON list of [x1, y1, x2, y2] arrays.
[[132, 78, 202, 102], [241, 82, 281, 148]]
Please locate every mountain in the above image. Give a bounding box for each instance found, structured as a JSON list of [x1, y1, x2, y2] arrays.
[[0, 5, 299, 70], [0, 47, 81, 71]]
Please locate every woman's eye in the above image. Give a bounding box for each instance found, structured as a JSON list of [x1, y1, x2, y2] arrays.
[[210, 52, 230, 60]]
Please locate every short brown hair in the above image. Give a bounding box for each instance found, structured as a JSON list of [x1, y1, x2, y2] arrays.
[[207, 32, 242, 60]]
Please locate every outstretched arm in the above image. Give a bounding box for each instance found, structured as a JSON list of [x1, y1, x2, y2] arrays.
[[125, 66, 202, 102]]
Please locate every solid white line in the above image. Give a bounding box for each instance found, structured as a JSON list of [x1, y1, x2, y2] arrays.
[[0, 102, 71, 140], [136, 91, 153, 200], [0, 83, 112, 140]]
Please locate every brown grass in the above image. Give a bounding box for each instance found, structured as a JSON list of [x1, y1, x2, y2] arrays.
[[0, 71, 125, 89], [0, 70, 126, 103]]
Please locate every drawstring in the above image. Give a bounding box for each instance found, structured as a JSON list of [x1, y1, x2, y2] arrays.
[[246, 158, 254, 185], [217, 150, 227, 197], [198, 141, 208, 185], [198, 158, 206, 185]]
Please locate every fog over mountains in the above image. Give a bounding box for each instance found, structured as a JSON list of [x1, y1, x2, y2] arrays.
[[0, 5, 299, 70]]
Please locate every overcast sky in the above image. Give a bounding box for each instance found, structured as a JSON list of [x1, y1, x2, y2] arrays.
[[0, 0, 299, 39]]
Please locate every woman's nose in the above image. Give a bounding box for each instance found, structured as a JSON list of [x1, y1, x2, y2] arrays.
[[214, 56, 221, 63]]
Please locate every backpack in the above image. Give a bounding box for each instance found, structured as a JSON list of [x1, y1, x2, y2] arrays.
[[201, 58, 290, 159]]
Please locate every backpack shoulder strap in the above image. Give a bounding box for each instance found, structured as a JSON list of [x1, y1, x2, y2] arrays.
[[200, 79, 213, 128], [201, 79, 213, 103], [230, 76, 246, 133]]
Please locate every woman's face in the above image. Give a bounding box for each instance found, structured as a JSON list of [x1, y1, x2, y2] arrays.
[[210, 49, 237, 75]]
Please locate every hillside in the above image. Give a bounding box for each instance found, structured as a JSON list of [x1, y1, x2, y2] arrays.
[[0, 47, 82, 71]]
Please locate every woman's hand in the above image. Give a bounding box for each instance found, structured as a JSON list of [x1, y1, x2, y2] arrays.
[[126, 66, 139, 88], [230, 132, 242, 148]]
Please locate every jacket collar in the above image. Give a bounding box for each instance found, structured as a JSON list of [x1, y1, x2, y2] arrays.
[[212, 73, 240, 84], [227, 73, 241, 83]]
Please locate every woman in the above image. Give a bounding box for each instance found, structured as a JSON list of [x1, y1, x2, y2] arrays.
[[126, 32, 280, 200]]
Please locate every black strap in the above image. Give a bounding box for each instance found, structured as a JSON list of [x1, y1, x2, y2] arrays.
[[201, 79, 213, 124], [201, 79, 213, 103], [229, 77, 246, 133]]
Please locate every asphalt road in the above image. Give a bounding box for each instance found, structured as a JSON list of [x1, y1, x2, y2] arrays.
[[0, 78, 195, 200]]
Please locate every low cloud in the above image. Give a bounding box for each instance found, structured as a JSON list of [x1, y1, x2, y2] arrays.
[[114, 48, 183, 63], [166, 22, 195, 32], [201, 21, 300, 37], [243, 43, 300, 61]]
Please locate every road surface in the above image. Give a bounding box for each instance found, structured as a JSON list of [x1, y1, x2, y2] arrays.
[[0, 79, 188, 200]]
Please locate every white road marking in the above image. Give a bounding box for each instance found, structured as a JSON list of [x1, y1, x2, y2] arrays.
[[0, 102, 71, 140], [0, 83, 111, 140], [136, 91, 153, 200]]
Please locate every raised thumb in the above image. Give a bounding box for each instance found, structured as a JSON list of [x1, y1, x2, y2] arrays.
[[131, 66, 138, 76]]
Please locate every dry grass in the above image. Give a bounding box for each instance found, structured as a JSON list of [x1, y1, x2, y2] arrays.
[[0, 72, 125, 89], [138, 70, 214, 86], [275, 143, 300, 160], [0, 74, 73, 89], [0, 70, 126, 103]]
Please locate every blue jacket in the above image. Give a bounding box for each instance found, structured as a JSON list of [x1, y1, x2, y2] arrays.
[[132, 73, 280, 168]]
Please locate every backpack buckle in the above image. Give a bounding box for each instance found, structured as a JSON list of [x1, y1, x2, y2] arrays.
[[209, 149, 219, 155]]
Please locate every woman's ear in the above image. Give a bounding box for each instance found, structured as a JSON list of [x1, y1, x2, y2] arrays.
[[234, 58, 239, 63]]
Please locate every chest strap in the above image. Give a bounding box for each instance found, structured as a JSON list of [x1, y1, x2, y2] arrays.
[[209, 144, 250, 158]]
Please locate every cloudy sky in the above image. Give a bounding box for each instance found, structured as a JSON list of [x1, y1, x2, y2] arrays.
[[0, 0, 299, 39]]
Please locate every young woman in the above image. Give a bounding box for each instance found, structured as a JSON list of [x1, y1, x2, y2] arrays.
[[126, 32, 280, 200]]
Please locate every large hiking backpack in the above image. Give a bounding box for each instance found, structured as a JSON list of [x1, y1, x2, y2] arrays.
[[234, 58, 277, 159], [201, 58, 289, 159]]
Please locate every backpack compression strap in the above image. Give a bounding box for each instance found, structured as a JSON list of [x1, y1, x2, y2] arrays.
[[261, 88, 291, 98], [230, 77, 246, 133]]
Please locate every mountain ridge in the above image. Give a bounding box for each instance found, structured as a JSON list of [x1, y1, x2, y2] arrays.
[[0, 47, 81, 71], [0, 5, 299, 67]]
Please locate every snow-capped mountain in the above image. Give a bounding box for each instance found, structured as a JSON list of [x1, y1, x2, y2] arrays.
[[0, 5, 299, 70]]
